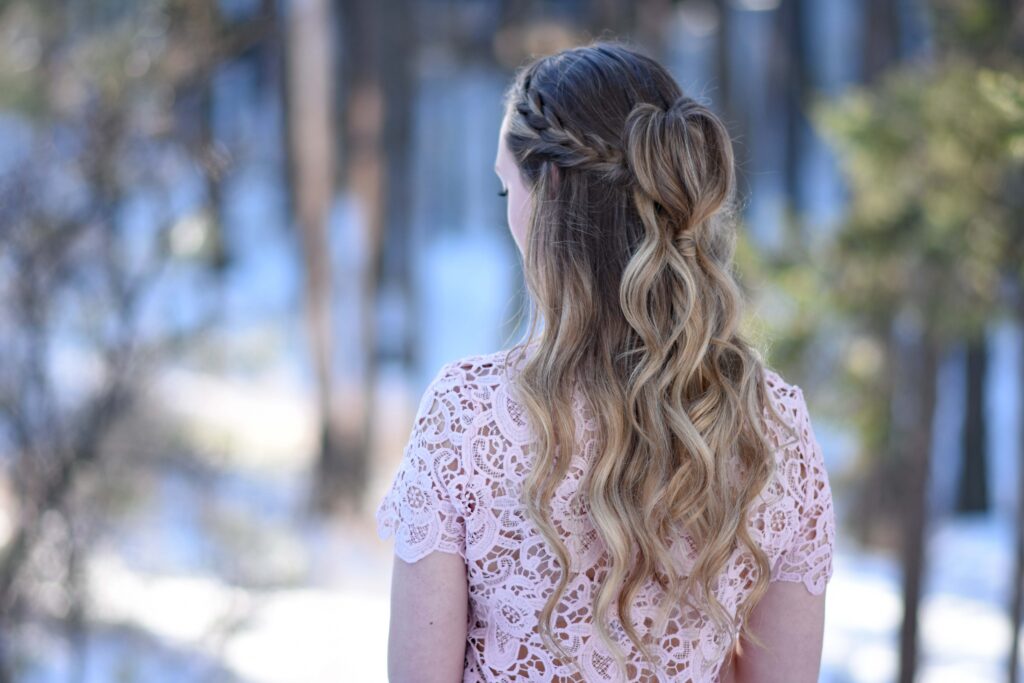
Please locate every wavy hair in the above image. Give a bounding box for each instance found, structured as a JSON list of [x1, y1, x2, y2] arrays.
[[498, 40, 799, 676]]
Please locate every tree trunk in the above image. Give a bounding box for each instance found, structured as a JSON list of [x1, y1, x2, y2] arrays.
[[958, 334, 990, 513], [587, 0, 631, 37], [863, 0, 901, 85], [197, 0, 230, 273], [713, 0, 731, 118], [713, 0, 747, 213], [897, 326, 941, 683], [281, 0, 347, 513], [775, 0, 807, 236], [376, 0, 418, 370], [633, 0, 673, 60], [311, 0, 390, 514], [851, 319, 901, 550], [1009, 298, 1024, 683]]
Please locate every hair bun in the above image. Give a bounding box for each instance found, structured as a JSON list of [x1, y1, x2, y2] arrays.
[[669, 94, 705, 117], [623, 96, 734, 231]]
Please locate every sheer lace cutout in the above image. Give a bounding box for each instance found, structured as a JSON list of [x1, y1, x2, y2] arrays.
[[376, 349, 836, 682]]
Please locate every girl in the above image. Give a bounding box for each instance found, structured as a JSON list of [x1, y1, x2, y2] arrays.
[[377, 39, 835, 683]]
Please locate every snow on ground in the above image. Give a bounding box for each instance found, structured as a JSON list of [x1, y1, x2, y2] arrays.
[[20, 514, 1018, 683], [823, 514, 1019, 683], [11, 364, 1023, 682]]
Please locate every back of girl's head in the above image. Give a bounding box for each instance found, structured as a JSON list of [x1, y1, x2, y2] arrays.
[[501, 41, 744, 384], [499, 40, 790, 678], [501, 41, 738, 319]]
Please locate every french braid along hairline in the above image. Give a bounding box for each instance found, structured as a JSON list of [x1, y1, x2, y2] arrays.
[[514, 82, 705, 259], [514, 77, 633, 187]]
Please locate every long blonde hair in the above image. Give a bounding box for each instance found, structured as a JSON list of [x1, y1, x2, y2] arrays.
[[499, 40, 798, 676]]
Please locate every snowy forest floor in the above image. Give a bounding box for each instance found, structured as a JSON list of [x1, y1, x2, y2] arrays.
[[9, 365, 1020, 683]]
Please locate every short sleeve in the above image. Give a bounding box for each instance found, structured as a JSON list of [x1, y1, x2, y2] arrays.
[[375, 361, 468, 563], [769, 386, 836, 595]]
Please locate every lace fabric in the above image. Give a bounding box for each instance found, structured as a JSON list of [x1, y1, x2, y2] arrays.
[[375, 349, 836, 682]]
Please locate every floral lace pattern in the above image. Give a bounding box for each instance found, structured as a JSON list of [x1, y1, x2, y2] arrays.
[[376, 349, 836, 682]]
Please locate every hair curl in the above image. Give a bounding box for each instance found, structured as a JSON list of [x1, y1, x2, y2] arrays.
[[499, 39, 799, 677]]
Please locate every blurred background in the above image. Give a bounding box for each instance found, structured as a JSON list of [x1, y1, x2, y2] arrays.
[[0, 0, 1021, 681]]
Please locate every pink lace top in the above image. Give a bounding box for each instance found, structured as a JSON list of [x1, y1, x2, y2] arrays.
[[376, 348, 836, 682]]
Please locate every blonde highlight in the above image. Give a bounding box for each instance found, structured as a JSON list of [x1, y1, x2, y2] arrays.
[[499, 39, 800, 678]]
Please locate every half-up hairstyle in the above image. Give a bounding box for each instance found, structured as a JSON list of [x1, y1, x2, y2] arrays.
[[499, 39, 800, 676]]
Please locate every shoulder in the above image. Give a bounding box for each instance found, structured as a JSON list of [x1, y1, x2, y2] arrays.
[[758, 366, 824, 481], [435, 346, 529, 388], [760, 366, 809, 430], [424, 347, 524, 419], [761, 366, 803, 404], [442, 346, 526, 377], [759, 367, 829, 495]]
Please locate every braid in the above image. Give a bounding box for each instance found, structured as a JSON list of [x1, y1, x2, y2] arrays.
[[514, 77, 634, 188], [510, 77, 709, 262]]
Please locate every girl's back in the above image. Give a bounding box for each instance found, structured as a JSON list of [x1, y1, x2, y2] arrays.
[[377, 348, 835, 682]]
